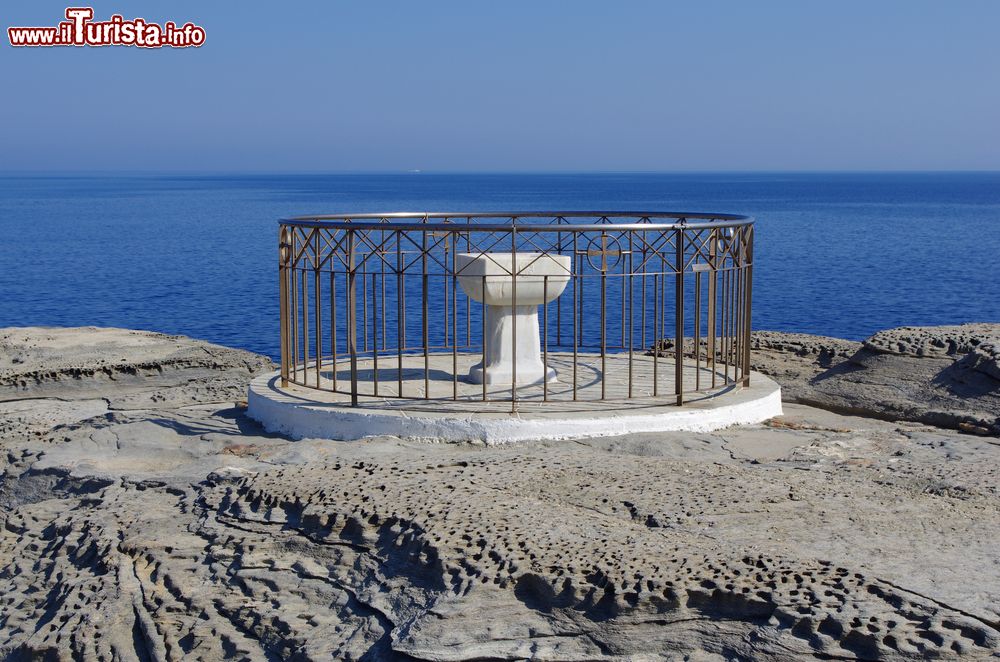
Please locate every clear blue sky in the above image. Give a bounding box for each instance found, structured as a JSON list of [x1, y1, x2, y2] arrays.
[[2, 1, 998, 172]]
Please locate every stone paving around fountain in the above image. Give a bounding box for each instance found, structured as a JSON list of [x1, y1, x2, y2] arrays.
[[248, 351, 783, 443]]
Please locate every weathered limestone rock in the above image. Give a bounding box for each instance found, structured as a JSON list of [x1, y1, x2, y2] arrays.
[[751, 324, 1000, 435], [0, 326, 274, 409], [2, 326, 999, 660]]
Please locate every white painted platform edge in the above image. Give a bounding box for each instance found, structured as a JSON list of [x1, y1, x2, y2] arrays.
[[247, 372, 783, 445]]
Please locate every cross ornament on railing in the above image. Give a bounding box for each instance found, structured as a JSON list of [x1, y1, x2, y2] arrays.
[[577, 233, 631, 272]]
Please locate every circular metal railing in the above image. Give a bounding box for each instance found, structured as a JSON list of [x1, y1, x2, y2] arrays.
[[278, 212, 754, 409]]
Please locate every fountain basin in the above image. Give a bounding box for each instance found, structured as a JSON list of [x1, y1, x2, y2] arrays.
[[456, 252, 571, 385]]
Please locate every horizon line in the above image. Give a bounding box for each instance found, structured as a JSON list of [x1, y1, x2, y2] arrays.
[[1, 168, 999, 177]]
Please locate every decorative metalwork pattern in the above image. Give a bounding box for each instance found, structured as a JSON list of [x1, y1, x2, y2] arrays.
[[278, 212, 754, 410]]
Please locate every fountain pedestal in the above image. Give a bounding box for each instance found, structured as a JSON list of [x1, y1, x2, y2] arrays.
[[457, 252, 571, 385]]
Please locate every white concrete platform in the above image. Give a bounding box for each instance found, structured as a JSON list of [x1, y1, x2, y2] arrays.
[[247, 352, 782, 444]]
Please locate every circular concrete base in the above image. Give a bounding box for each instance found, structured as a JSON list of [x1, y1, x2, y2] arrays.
[[247, 352, 782, 444]]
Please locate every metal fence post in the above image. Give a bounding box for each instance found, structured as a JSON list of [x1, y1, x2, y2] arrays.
[[347, 229, 359, 406], [279, 226, 290, 387], [675, 226, 685, 406], [743, 225, 754, 387]]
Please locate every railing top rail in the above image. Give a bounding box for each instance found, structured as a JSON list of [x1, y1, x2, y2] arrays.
[[280, 211, 753, 232]]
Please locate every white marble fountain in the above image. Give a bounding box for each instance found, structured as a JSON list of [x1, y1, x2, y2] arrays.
[[456, 252, 572, 385]]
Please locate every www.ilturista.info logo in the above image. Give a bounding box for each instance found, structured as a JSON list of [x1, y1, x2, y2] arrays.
[[8, 8, 205, 48]]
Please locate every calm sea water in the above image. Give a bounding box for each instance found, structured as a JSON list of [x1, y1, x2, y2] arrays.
[[1, 173, 997, 359]]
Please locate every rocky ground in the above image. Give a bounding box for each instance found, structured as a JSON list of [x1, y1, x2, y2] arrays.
[[750, 325, 1000, 436], [1, 325, 999, 661]]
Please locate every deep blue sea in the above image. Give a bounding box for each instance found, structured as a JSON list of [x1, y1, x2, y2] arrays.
[[1, 173, 997, 360]]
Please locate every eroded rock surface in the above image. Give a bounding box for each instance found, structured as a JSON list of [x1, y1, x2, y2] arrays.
[[0, 326, 273, 409], [751, 324, 1000, 435], [2, 326, 1000, 660]]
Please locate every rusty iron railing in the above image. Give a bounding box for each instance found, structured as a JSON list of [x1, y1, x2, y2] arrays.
[[278, 212, 754, 409]]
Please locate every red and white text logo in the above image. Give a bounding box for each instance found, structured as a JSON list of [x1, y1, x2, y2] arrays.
[[8, 7, 206, 48]]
